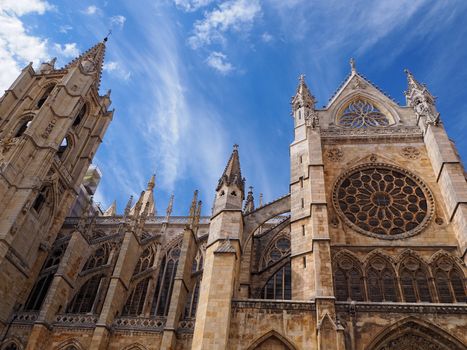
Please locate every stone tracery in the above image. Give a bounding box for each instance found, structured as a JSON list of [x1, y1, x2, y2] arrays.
[[337, 99, 391, 128]]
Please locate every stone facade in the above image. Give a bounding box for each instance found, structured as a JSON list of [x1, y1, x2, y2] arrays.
[[0, 49, 466, 350]]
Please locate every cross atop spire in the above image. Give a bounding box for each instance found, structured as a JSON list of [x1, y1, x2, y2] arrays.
[[216, 144, 245, 196], [147, 173, 156, 190], [64, 39, 107, 90], [292, 73, 316, 113], [350, 58, 356, 74]]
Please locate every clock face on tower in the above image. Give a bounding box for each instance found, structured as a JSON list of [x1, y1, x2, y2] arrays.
[[333, 164, 434, 239]]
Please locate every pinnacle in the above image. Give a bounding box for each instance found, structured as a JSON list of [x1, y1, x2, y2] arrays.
[[147, 173, 156, 190], [292, 73, 316, 112], [216, 145, 244, 195], [63, 39, 107, 90]]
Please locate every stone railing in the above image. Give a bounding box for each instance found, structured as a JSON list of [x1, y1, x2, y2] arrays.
[[112, 316, 166, 332], [335, 301, 467, 314], [12, 311, 39, 325], [54, 313, 98, 328], [232, 299, 315, 311], [177, 317, 196, 333]]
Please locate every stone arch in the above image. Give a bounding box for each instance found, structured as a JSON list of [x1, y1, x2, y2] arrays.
[[397, 249, 433, 303], [363, 250, 399, 302], [332, 250, 365, 301], [365, 317, 466, 350], [55, 338, 85, 350], [332, 91, 400, 127], [1, 337, 23, 350], [247, 330, 298, 350]]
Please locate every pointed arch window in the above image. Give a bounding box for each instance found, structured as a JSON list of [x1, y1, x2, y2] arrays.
[[261, 236, 290, 270], [399, 257, 432, 303], [73, 104, 87, 128], [337, 99, 390, 128], [150, 241, 181, 316], [67, 274, 103, 314], [366, 257, 398, 302], [32, 186, 51, 214], [122, 277, 150, 316], [36, 85, 55, 109], [133, 245, 156, 276], [333, 254, 364, 301], [14, 119, 32, 138], [261, 262, 291, 300], [432, 256, 467, 303], [57, 137, 70, 159], [83, 243, 110, 271]]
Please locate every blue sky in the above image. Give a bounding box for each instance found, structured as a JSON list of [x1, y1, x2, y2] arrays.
[[1, 0, 467, 215]]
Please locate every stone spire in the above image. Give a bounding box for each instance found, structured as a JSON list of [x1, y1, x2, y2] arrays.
[[64, 38, 107, 89], [350, 57, 357, 74], [165, 194, 174, 221], [103, 200, 117, 216], [216, 144, 245, 198], [243, 186, 255, 214], [291, 74, 316, 113], [130, 174, 156, 216], [123, 195, 133, 217], [404, 69, 439, 124]]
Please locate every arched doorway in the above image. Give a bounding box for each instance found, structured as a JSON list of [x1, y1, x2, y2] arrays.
[[367, 318, 465, 350], [248, 331, 297, 350]]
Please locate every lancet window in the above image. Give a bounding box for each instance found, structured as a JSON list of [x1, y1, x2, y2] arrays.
[[184, 279, 201, 318], [32, 186, 51, 214], [14, 119, 32, 138], [399, 257, 432, 303], [36, 85, 55, 109], [73, 104, 87, 128], [337, 99, 390, 128], [24, 242, 67, 311], [333, 254, 365, 301], [261, 262, 291, 300], [431, 255, 467, 303], [122, 277, 150, 316], [67, 274, 103, 314], [150, 241, 181, 316], [57, 137, 70, 159], [366, 256, 398, 302], [83, 243, 110, 271], [133, 245, 156, 276]]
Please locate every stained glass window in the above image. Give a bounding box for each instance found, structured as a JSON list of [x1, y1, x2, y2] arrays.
[[338, 99, 390, 128]]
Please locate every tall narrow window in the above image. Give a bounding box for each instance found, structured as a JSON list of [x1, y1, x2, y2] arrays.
[[73, 104, 86, 128], [36, 85, 55, 109], [436, 271, 452, 303], [133, 245, 156, 275], [83, 243, 110, 271], [57, 137, 69, 159], [32, 186, 50, 213], [261, 262, 291, 300], [67, 274, 103, 314], [122, 277, 150, 316], [184, 279, 201, 318], [399, 257, 432, 303], [451, 270, 467, 303], [151, 242, 181, 316], [366, 257, 398, 302], [333, 255, 364, 301], [14, 119, 32, 138], [432, 256, 467, 303]]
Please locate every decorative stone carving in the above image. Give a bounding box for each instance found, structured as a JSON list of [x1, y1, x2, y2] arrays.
[[326, 148, 343, 162], [337, 99, 390, 128], [352, 77, 367, 90], [41, 118, 57, 139], [401, 146, 421, 159]]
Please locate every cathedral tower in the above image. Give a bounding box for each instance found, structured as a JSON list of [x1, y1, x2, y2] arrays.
[[0, 39, 113, 330]]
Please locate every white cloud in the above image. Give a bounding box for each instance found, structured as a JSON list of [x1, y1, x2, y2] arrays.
[[174, 0, 215, 12], [0, 0, 50, 91], [103, 61, 131, 80], [206, 51, 233, 74], [261, 32, 273, 43], [54, 42, 79, 57], [188, 0, 261, 48], [110, 15, 126, 28], [83, 5, 99, 15]]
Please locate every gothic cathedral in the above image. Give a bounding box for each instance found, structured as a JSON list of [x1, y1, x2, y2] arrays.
[[0, 39, 465, 350]]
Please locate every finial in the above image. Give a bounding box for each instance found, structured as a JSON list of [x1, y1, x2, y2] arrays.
[[350, 58, 356, 73], [147, 173, 156, 190], [124, 195, 133, 216], [248, 186, 253, 193], [104, 29, 112, 42], [233, 144, 239, 151], [166, 194, 174, 218], [259, 193, 263, 207], [299, 74, 305, 83]]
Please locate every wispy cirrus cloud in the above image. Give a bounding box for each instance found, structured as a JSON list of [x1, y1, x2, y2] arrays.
[[103, 61, 131, 80], [110, 15, 126, 28], [188, 0, 261, 49], [53, 42, 79, 57]]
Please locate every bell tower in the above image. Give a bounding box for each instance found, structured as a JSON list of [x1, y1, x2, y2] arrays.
[[0, 39, 113, 328]]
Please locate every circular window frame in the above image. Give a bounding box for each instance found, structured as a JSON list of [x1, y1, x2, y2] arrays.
[[332, 163, 434, 240]]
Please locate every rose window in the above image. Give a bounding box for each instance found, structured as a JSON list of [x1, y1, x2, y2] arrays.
[[338, 99, 390, 128], [333, 164, 433, 239]]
